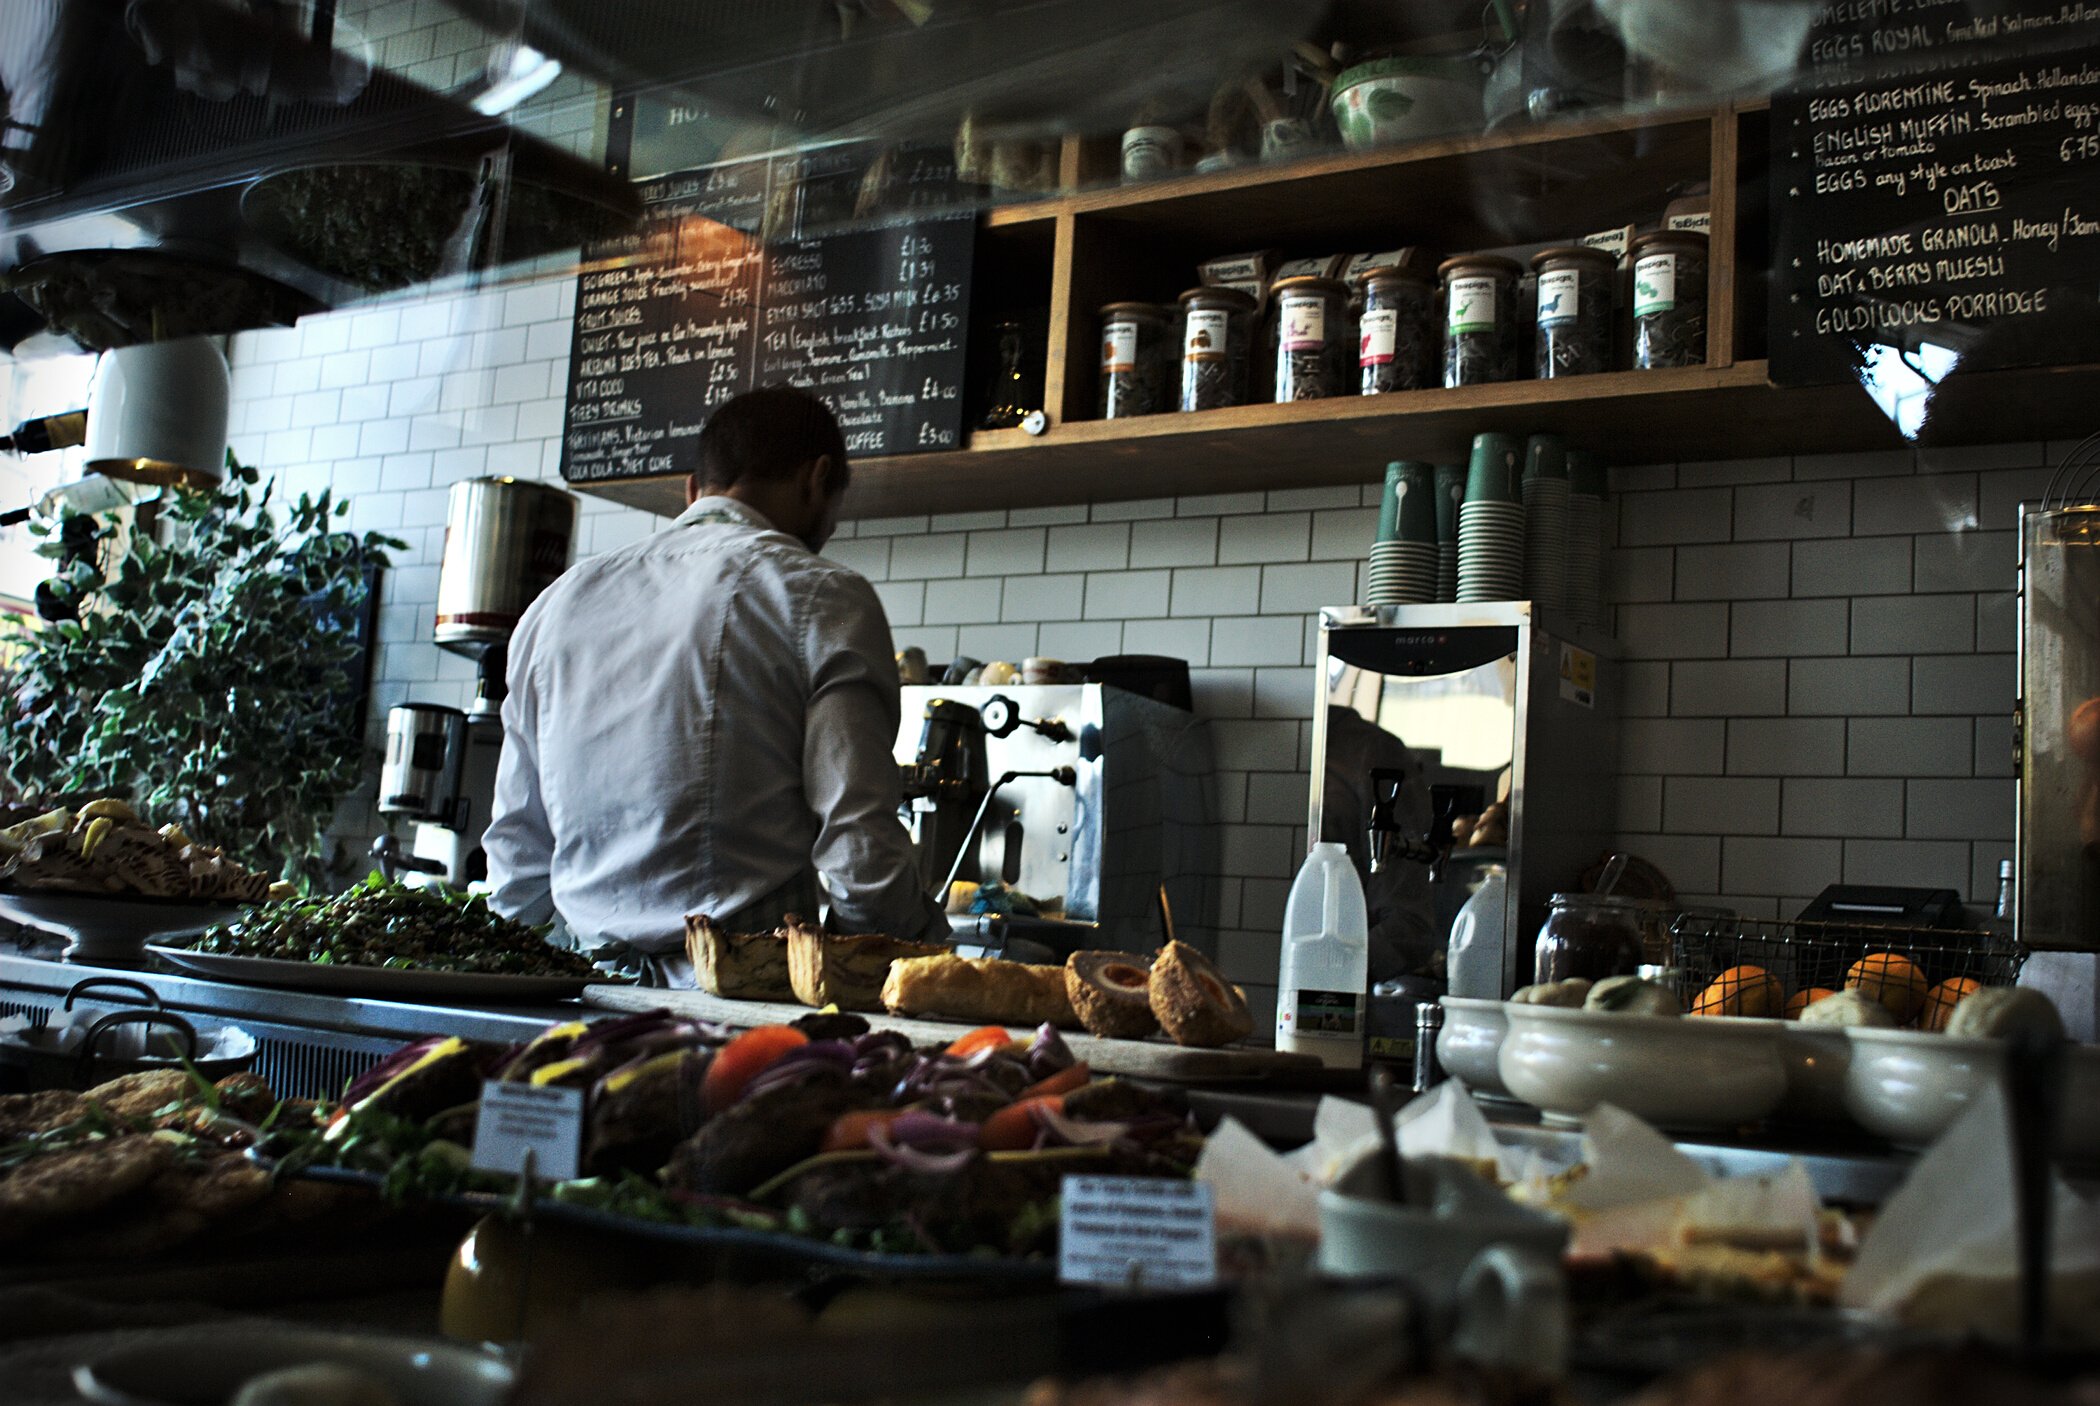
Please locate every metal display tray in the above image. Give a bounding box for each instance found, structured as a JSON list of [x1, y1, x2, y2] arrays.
[[268, 1160, 1056, 1283]]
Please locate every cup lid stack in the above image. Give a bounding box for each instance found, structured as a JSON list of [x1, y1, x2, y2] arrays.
[[1522, 434, 1569, 612]]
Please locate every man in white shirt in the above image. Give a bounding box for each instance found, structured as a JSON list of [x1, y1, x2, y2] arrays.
[[485, 385, 945, 981]]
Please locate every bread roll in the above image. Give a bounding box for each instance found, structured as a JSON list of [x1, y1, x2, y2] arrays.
[[881, 954, 1079, 1029]]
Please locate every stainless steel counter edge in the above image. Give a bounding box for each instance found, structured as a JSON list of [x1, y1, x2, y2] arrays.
[[0, 950, 583, 1047]]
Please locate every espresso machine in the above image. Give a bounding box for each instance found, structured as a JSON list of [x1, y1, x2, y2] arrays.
[[1312, 602, 1620, 999], [375, 477, 576, 888], [894, 683, 1216, 961]]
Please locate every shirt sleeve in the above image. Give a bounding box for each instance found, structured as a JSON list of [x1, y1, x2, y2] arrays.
[[484, 626, 558, 928], [800, 569, 947, 942]]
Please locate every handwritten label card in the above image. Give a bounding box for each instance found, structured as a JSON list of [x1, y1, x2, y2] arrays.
[[470, 1081, 584, 1182], [1058, 1176, 1217, 1290]]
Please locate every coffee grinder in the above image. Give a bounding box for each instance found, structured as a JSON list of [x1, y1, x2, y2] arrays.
[[374, 477, 576, 887]]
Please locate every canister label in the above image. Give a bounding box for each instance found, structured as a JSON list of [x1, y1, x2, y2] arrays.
[[1101, 322, 1140, 374], [1447, 275, 1498, 334], [1184, 308, 1230, 362], [1359, 308, 1396, 365], [1634, 254, 1678, 317], [1281, 299, 1326, 352], [1536, 269, 1583, 326], [1286, 988, 1364, 1037]]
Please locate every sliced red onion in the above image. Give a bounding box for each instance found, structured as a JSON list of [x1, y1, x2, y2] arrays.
[[341, 1036, 455, 1106], [1024, 1023, 1075, 1079], [1034, 1104, 1130, 1147], [870, 1121, 978, 1174], [571, 1010, 681, 1053], [853, 1030, 914, 1060]]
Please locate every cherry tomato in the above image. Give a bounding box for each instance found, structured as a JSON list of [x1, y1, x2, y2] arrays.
[[702, 1026, 807, 1112], [821, 1109, 905, 1153], [944, 1025, 1014, 1058]]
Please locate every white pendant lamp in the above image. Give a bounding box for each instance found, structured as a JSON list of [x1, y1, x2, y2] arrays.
[[82, 336, 230, 487]]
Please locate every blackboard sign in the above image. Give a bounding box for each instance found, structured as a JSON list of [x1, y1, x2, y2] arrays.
[[1772, 5, 2100, 388], [560, 155, 974, 483]]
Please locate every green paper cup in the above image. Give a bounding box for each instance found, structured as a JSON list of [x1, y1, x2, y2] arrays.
[[1466, 432, 1524, 504], [1377, 462, 1404, 542], [1524, 433, 1568, 482], [1567, 448, 1609, 498], [1434, 463, 1464, 543], [1389, 461, 1436, 543]]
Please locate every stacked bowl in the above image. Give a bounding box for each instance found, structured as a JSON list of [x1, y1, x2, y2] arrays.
[[1368, 460, 1438, 605], [1456, 432, 1525, 602]]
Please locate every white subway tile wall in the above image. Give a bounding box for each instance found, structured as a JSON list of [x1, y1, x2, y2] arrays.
[[0, 271, 2048, 1014]]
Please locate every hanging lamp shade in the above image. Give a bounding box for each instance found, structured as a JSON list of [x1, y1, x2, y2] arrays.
[[82, 337, 229, 486]]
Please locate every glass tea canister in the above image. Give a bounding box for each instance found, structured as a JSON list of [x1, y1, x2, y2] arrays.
[[1357, 265, 1435, 394], [1179, 286, 1257, 411], [1534, 892, 1648, 985], [1530, 246, 1616, 379], [1630, 230, 1708, 370], [1438, 253, 1522, 388], [1271, 275, 1349, 402], [1097, 302, 1171, 419]]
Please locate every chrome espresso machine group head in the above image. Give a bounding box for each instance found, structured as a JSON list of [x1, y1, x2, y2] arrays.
[[374, 476, 576, 888]]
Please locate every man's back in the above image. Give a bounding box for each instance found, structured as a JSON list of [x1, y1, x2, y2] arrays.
[[485, 496, 923, 954]]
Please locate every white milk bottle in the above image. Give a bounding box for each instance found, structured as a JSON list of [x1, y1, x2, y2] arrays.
[[1275, 842, 1369, 1068]]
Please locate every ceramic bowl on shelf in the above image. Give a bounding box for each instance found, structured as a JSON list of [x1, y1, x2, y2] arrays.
[[74, 1327, 513, 1406], [1843, 1027, 2100, 1161], [1436, 996, 1511, 1097], [1498, 1004, 1787, 1130], [1330, 55, 1486, 151], [0, 889, 247, 966]]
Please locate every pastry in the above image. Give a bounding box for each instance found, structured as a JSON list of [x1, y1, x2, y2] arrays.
[[880, 954, 1078, 1028], [786, 920, 946, 1011], [1943, 985, 2063, 1039], [686, 916, 793, 1001], [1585, 975, 1680, 1015], [1065, 951, 1160, 1039], [1147, 942, 1251, 1047], [1797, 989, 1896, 1028]]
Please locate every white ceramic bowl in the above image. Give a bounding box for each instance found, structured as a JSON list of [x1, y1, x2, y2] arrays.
[[1436, 996, 1510, 1097], [0, 890, 247, 966], [1498, 1005, 1787, 1130], [75, 1328, 512, 1406], [1330, 56, 1485, 150], [1843, 1028, 2100, 1162], [1774, 1023, 1852, 1125]]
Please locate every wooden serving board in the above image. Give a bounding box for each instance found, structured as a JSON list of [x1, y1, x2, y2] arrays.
[[581, 984, 1323, 1084]]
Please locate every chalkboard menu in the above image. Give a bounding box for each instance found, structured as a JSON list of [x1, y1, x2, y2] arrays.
[[1772, 5, 2100, 387], [560, 155, 975, 482]]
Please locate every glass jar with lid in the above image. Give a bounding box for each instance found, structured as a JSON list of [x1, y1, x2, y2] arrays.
[[1437, 253, 1522, 387], [1271, 275, 1349, 401], [1357, 265, 1435, 394], [1533, 893, 1648, 986], [1629, 230, 1709, 370], [1178, 286, 1257, 411], [1097, 302, 1170, 419], [1529, 246, 1616, 379]]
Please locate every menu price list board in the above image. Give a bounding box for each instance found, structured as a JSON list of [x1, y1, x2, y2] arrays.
[[560, 158, 975, 483], [1772, 3, 2100, 387]]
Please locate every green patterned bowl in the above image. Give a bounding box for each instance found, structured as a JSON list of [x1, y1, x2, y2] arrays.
[[1331, 56, 1486, 151]]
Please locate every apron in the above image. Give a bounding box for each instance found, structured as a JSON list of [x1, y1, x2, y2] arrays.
[[562, 502, 829, 988]]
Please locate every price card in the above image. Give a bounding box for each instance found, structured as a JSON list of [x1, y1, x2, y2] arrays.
[[470, 1080, 584, 1182], [1058, 1176, 1217, 1290]]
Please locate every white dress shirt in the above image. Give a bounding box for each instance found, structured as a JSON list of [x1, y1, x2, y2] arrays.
[[484, 495, 944, 954]]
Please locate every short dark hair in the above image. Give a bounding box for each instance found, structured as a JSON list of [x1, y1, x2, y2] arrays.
[[698, 384, 849, 491]]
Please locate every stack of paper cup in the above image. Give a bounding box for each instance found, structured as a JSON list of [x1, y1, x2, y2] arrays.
[[1567, 448, 1607, 631], [1434, 463, 1464, 603], [1457, 433, 1525, 603], [1522, 434, 1570, 613], [1368, 461, 1439, 606]]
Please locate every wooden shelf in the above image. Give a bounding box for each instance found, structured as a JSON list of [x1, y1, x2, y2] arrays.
[[565, 100, 2100, 524]]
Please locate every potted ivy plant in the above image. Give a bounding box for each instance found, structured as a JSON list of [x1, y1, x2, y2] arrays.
[[0, 458, 406, 888]]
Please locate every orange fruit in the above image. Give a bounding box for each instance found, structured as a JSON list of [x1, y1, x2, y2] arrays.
[[1783, 987, 1838, 1020], [1922, 976, 1982, 1032], [1845, 952, 1930, 1024], [1692, 964, 1785, 1018]]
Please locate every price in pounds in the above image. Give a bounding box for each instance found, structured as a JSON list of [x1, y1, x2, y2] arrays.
[[920, 378, 959, 401], [2062, 134, 2100, 164], [898, 258, 939, 283], [916, 310, 960, 333], [917, 423, 956, 448]]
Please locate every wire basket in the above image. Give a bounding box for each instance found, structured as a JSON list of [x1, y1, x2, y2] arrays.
[[1667, 914, 2028, 1023]]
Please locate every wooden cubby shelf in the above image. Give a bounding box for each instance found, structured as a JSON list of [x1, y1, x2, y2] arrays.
[[568, 101, 2100, 523]]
